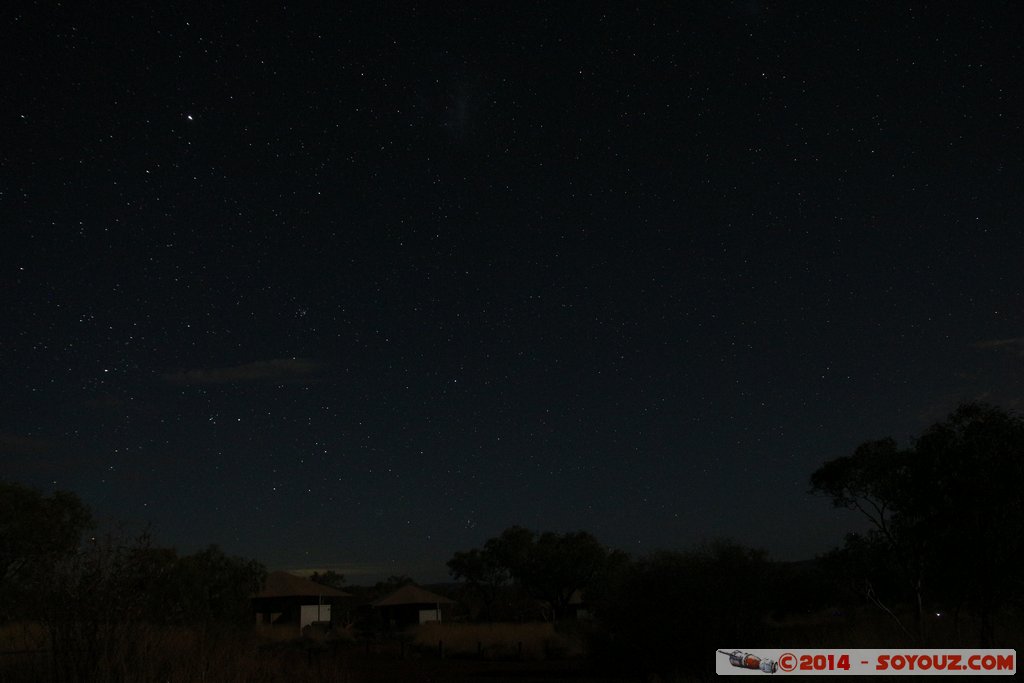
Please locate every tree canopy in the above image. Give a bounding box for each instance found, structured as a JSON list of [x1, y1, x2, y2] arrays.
[[810, 401, 1024, 645], [309, 569, 346, 590], [588, 541, 770, 680], [0, 481, 94, 603], [1, 481, 266, 629], [449, 526, 615, 620]]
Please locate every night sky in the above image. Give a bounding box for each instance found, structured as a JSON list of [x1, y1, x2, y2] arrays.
[[3, 3, 1022, 582]]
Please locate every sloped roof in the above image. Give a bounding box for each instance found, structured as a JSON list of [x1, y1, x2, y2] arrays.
[[256, 571, 351, 598], [372, 584, 455, 607]]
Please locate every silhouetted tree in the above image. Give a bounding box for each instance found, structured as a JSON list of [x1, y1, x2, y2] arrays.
[[810, 437, 929, 639], [911, 403, 1024, 644], [450, 526, 613, 621], [817, 532, 904, 614], [0, 482, 94, 582], [372, 574, 416, 596], [38, 530, 177, 679], [171, 544, 267, 626], [447, 547, 509, 619], [522, 530, 611, 620], [590, 541, 770, 680], [0, 481, 95, 620], [309, 569, 346, 590], [810, 402, 1024, 645], [1, 482, 269, 680]]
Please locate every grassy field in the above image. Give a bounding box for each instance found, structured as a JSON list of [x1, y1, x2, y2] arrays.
[[412, 621, 585, 660], [1, 611, 1019, 682], [0, 621, 622, 683]]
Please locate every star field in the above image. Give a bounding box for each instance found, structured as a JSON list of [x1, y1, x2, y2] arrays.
[[2, 3, 1022, 581]]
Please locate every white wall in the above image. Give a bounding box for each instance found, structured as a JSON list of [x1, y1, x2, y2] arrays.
[[300, 603, 331, 630], [418, 607, 441, 624]]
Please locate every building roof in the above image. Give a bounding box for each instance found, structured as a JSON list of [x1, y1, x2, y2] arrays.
[[372, 584, 455, 607], [255, 571, 352, 598]]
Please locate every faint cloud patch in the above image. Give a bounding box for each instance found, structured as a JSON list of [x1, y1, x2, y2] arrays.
[[1, 433, 78, 478], [0, 433, 60, 454], [935, 336, 1024, 414], [918, 336, 1024, 424], [164, 358, 327, 385], [974, 337, 1024, 356]]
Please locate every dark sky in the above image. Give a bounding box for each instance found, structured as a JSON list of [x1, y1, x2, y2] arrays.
[[3, 2, 1022, 582]]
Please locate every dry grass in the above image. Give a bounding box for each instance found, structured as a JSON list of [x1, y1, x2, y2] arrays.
[[255, 622, 303, 643], [3, 609, 1017, 682], [0, 622, 362, 683], [0, 622, 47, 652], [412, 622, 584, 660], [762, 606, 1024, 649]]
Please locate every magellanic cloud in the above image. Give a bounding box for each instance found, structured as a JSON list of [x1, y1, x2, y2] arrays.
[[164, 358, 327, 385]]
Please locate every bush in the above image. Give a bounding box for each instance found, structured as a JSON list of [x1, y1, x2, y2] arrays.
[[590, 541, 770, 680]]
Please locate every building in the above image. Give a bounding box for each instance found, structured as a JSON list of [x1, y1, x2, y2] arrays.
[[372, 584, 455, 628], [252, 571, 352, 633]]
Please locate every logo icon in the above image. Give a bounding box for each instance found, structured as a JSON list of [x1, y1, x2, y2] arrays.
[[718, 650, 778, 674]]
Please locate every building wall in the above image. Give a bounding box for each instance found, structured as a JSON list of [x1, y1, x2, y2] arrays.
[[418, 607, 442, 624], [300, 603, 331, 630]]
